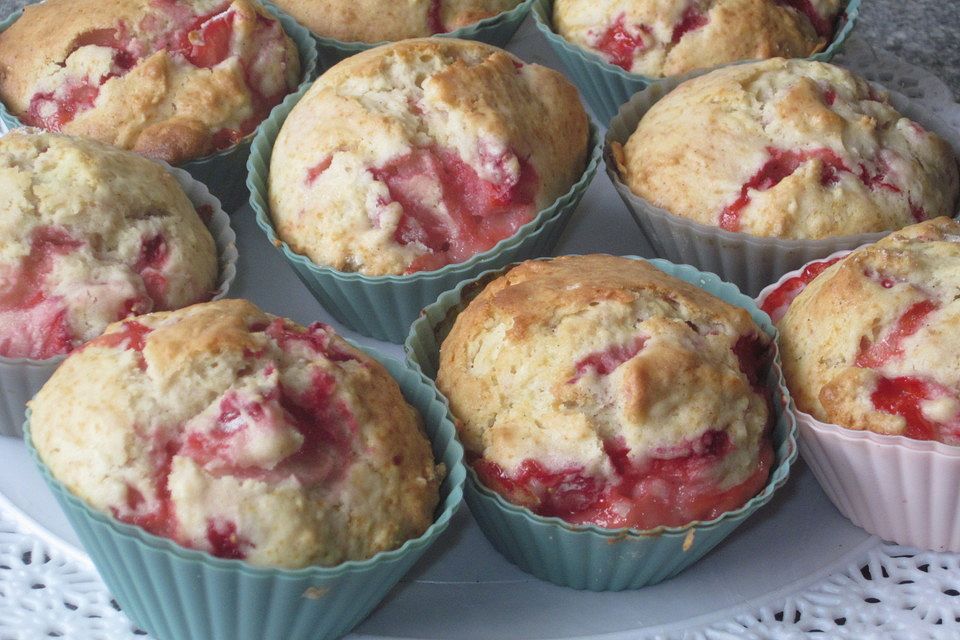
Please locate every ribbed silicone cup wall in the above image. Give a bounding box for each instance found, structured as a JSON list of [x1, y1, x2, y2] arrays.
[[247, 82, 602, 343], [24, 353, 466, 640], [405, 256, 799, 591], [303, 0, 535, 68], [531, 0, 861, 125], [0, 3, 319, 212]]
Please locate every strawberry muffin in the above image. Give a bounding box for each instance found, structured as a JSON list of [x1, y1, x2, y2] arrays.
[[0, 0, 301, 164], [0, 130, 217, 360], [437, 255, 774, 530], [28, 299, 444, 567], [271, 0, 523, 43], [268, 38, 590, 275], [777, 217, 960, 445], [613, 58, 959, 239], [554, 0, 846, 77]]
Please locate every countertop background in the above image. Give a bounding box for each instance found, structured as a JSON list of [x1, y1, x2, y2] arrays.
[[1, 0, 958, 98]]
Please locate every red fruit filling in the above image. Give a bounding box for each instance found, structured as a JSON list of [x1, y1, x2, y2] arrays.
[[85, 319, 153, 371], [206, 519, 251, 560], [823, 88, 837, 106], [370, 145, 538, 273], [0, 227, 83, 359], [172, 6, 236, 68], [118, 439, 179, 540], [909, 199, 927, 223], [855, 300, 938, 369], [595, 14, 650, 71], [474, 430, 773, 530], [568, 336, 646, 383], [305, 156, 333, 184], [264, 318, 358, 363], [671, 6, 709, 44], [720, 147, 848, 231], [870, 376, 959, 442], [857, 155, 901, 194], [427, 0, 446, 34], [759, 256, 841, 322], [775, 0, 833, 37], [134, 234, 170, 304]]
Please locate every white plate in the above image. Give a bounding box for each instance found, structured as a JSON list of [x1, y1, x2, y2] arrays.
[[3, 19, 960, 640]]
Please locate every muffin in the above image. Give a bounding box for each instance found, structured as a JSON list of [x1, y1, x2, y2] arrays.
[[28, 299, 443, 567], [0, 130, 218, 360], [777, 217, 960, 444], [271, 0, 524, 43], [436, 254, 774, 530], [268, 38, 590, 276], [613, 58, 959, 239], [554, 0, 845, 77], [0, 0, 301, 165]]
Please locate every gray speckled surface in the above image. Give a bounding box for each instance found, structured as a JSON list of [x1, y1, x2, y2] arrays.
[[0, 0, 960, 96], [0, 0, 957, 97]]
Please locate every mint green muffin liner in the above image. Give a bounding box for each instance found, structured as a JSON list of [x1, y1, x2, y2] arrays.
[[405, 256, 798, 591], [0, 3, 319, 212], [532, 0, 860, 125], [300, 0, 535, 68], [247, 84, 602, 343], [23, 352, 465, 640]]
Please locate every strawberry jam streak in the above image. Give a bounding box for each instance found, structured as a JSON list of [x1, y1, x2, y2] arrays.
[[427, 0, 446, 34], [776, 0, 833, 37], [856, 300, 938, 369], [870, 377, 952, 442], [206, 520, 251, 559], [671, 7, 708, 44], [595, 15, 650, 71], [569, 336, 646, 383], [371, 146, 539, 273], [474, 431, 773, 529], [113, 321, 362, 560], [134, 234, 170, 304], [720, 147, 848, 231], [759, 257, 842, 323], [0, 227, 82, 358]]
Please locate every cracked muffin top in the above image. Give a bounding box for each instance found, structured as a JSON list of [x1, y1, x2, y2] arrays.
[[554, 0, 845, 77], [268, 38, 590, 275], [271, 0, 523, 43], [29, 299, 444, 567], [0, 0, 301, 164], [437, 255, 774, 530], [775, 218, 960, 445], [0, 130, 217, 360], [613, 58, 959, 239]]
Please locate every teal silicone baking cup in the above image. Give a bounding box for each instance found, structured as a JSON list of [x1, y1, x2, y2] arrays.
[[532, 0, 860, 125], [298, 0, 535, 68], [23, 352, 465, 640], [247, 83, 602, 343], [405, 256, 799, 591], [0, 2, 319, 212]]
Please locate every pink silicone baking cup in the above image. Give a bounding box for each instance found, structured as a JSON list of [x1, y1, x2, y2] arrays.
[[758, 257, 960, 552]]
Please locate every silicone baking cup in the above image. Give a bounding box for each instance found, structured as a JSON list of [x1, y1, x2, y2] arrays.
[[0, 2, 319, 212], [0, 160, 238, 438], [606, 79, 960, 298], [758, 254, 960, 553], [532, 0, 860, 125], [247, 83, 602, 344], [405, 256, 798, 591], [294, 0, 535, 68], [23, 352, 466, 640]]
